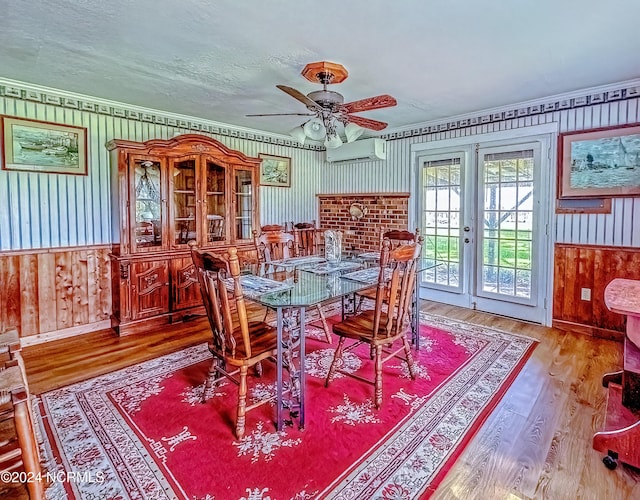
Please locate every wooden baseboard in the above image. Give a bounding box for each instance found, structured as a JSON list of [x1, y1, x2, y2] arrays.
[[19, 320, 112, 347], [112, 306, 206, 336], [552, 319, 624, 342]]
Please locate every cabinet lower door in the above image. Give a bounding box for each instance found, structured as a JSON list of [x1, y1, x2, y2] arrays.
[[131, 260, 169, 319], [171, 257, 202, 310]]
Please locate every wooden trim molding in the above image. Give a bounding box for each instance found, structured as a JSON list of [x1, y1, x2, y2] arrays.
[[0, 244, 111, 257], [19, 320, 112, 347], [317, 192, 410, 198], [552, 319, 624, 342]]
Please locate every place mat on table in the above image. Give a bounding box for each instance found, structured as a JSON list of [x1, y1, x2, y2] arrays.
[[269, 256, 326, 268], [357, 251, 381, 260], [341, 266, 391, 284], [223, 275, 293, 299], [302, 261, 362, 275]]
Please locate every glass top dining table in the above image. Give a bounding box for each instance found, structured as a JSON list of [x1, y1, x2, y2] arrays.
[[240, 258, 374, 431], [236, 254, 437, 432]]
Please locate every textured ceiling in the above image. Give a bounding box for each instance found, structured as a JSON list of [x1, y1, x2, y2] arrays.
[[2, 0, 640, 138]]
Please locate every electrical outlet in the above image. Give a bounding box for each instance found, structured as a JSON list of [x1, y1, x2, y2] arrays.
[[581, 288, 591, 301]]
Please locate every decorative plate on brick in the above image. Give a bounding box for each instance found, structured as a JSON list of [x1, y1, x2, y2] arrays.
[[349, 202, 367, 220]]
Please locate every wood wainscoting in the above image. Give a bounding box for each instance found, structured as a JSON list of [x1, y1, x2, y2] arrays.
[[3, 242, 639, 346], [553, 243, 640, 340], [0, 245, 111, 345]]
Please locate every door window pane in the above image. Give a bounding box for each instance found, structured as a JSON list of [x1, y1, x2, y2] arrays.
[[480, 150, 534, 299], [422, 157, 462, 289]]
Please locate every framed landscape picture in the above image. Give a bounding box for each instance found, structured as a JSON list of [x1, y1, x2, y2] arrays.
[[259, 153, 291, 187], [558, 123, 640, 198], [1, 116, 88, 175]]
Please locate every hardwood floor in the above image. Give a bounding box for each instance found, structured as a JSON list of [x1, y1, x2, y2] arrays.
[[5, 302, 640, 499], [422, 302, 640, 500]]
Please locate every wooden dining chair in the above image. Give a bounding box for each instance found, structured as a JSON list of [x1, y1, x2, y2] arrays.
[[1, 329, 39, 462], [325, 239, 421, 408], [355, 228, 421, 310], [0, 332, 45, 500], [290, 221, 320, 257], [190, 243, 280, 440], [260, 224, 286, 233], [253, 229, 296, 272], [252, 228, 331, 343], [286, 221, 337, 344]]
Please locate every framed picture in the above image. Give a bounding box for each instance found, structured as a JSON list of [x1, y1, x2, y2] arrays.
[[1, 116, 88, 175], [259, 153, 291, 187], [558, 123, 640, 198]]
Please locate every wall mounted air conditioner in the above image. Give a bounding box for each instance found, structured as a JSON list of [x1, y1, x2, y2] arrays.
[[325, 138, 386, 163]]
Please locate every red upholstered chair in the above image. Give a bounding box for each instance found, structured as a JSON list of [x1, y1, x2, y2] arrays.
[[325, 239, 421, 408], [190, 244, 280, 440]]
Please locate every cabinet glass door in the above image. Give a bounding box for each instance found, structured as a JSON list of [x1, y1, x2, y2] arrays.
[[234, 168, 254, 241], [205, 160, 226, 243], [132, 158, 163, 251], [171, 157, 197, 246]]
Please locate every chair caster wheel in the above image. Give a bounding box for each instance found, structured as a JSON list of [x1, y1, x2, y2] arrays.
[[603, 455, 618, 470]]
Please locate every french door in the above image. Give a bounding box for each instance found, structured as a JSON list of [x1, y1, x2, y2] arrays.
[[418, 138, 550, 323]]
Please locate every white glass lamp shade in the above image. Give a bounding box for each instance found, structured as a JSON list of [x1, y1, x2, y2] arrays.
[[289, 126, 307, 145], [324, 134, 343, 149], [303, 118, 327, 141], [344, 122, 365, 143]]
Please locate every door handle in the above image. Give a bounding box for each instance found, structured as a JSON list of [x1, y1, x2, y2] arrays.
[[464, 238, 470, 243], [463, 226, 470, 232]]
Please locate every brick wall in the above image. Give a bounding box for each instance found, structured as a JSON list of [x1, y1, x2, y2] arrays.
[[317, 193, 410, 253]]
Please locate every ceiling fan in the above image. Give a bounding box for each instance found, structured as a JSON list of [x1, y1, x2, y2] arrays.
[[247, 61, 397, 147]]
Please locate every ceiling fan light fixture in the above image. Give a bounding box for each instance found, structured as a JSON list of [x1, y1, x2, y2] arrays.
[[344, 122, 365, 143], [303, 118, 327, 141], [289, 125, 307, 144], [324, 134, 343, 149]]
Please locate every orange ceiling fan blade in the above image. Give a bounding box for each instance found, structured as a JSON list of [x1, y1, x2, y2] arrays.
[[276, 85, 323, 112], [341, 94, 397, 114], [346, 114, 388, 131]]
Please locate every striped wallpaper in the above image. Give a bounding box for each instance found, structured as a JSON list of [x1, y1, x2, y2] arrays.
[[0, 86, 325, 251], [328, 91, 640, 248], [1, 79, 640, 251]]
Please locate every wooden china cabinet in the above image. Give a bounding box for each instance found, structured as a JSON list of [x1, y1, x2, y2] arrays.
[[107, 134, 261, 335]]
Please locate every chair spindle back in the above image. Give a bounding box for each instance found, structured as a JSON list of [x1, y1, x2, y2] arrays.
[[372, 238, 422, 339], [291, 221, 320, 256], [253, 230, 295, 264], [190, 245, 252, 360]]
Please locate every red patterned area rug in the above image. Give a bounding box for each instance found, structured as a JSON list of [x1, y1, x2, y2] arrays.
[[38, 313, 537, 500]]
